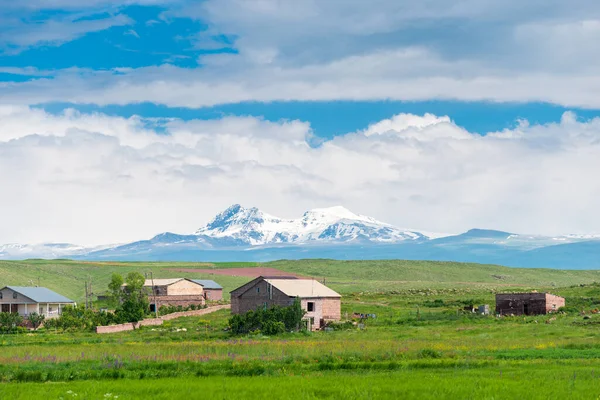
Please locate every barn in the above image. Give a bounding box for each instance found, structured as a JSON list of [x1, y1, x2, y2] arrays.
[[230, 276, 341, 330], [495, 292, 565, 316]]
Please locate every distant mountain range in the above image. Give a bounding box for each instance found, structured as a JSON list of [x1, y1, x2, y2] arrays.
[[2, 204, 600, 269]]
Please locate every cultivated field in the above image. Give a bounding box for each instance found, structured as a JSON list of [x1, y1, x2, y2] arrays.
[[2, 259, 600, 398]]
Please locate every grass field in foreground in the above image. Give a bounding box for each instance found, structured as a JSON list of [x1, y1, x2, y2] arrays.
[[2, 259, 600, 398], [3, 367, 600, 400]]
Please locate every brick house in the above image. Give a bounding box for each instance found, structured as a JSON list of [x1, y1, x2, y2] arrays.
[[0, 286, 76, 319], [191, 280, 223, 301], [230, 276, 341, 330], [142, 279, 205, 312], [495, 292, 565, 316]]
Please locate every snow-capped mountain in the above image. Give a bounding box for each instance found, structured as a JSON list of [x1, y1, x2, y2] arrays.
[[0, 243, 109, 259], [195, 204, 431, 245], [4, 204, 600, 269]]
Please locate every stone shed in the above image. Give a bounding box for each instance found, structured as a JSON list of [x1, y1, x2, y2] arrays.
[[495, 292, 565, 316], [230, 276, 341, 330], [191, 280, 223, 301]]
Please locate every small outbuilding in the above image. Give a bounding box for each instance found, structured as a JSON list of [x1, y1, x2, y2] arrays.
[[230, 276, 341, 330], [495, 292, 565, 316], [191, 280, 223, 301], [0, 286, 76, 318]]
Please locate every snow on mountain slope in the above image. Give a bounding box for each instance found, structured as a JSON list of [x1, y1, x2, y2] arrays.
[[195, 204, 431, 245], [0, 243, 110, 259]]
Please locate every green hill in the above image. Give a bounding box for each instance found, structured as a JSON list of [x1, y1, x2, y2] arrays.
[[1, 259, 599, 302]]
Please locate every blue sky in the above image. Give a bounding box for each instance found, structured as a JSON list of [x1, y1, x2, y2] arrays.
[[2, 0, 600, 244]]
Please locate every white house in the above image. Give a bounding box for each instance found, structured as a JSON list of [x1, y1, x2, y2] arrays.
[[0, 286, 76, 318]]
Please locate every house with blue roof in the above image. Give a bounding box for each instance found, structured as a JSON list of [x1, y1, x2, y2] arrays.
[[0, 286, 76, 318]]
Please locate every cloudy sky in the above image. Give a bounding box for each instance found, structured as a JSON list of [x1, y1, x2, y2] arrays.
[[2, 0, 600, 245]]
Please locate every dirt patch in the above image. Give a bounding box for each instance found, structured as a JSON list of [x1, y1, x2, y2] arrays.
[[167, 267, 305, 278]]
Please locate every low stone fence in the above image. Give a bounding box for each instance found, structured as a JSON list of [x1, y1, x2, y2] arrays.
[[95, 304, 230, 334], [161, 304, 230, 321]]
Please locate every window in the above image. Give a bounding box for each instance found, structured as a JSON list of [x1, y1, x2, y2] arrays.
[[257, 287, 260, 293], [267, 283, 273, 300], [0, 292, 2, 299], [307, 302, 315, 312], [12, 292, 17, 299]]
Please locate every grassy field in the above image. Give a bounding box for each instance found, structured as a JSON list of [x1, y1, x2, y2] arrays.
[[2, 259, 600, 398]]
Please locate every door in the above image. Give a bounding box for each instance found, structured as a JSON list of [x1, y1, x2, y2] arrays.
[[523, 303, 529, 315]]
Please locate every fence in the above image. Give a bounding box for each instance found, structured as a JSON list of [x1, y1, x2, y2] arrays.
[[95, 304, 230, 334]]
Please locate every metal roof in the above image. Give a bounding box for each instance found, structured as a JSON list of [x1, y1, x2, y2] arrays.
[[4, 286, 75, 303], [264, 279, 341, 298], [191, 280, 223, 290]]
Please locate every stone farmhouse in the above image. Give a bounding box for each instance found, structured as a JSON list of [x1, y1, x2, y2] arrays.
[[142, 279, 205, 312], [495, 292, 565, 316], [230, 276, 341, 330], [0, 286, 76, 318], [191, 280, 223, 301]]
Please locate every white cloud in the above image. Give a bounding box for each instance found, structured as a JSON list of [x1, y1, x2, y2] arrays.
[[0, 14, 133, 53], [2, 1, 600, 106], [1, 106, 600, 245]]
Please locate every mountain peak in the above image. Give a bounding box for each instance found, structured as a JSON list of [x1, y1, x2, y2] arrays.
[[196, 204, 426, 245], [306, 206, 358, 219]]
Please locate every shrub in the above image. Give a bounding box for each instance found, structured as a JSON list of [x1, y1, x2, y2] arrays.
[[0, 312, 24, 333], [229, 298, 306, 335], [27, 312, 45, 330]]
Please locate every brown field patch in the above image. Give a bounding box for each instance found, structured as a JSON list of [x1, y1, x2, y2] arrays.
[[167, 267, 305, 278]]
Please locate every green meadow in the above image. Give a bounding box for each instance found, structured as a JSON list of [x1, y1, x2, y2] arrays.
[[2, 259, 600, 399]]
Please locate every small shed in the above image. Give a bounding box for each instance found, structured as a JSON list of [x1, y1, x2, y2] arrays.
[[495, 292, 565, 316], [191, 280, 223, 301]]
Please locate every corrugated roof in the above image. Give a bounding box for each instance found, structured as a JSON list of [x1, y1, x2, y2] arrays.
[[264, 279, 341, 298], [191, 280, 223, 290], [5, 286, 75, 303]]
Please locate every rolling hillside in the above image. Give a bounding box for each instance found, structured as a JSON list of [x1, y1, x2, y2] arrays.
[[1, 259, 600, 303]]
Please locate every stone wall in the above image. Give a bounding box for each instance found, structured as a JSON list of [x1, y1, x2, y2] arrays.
[[161, 305, 230, 320], [545, 293, 566, 312], [321, 298, 342, 321], [96, 305, 230, 333], [204, 289, 223, 301], [233, 280, 293, 314], [151, 295, 205, 309]]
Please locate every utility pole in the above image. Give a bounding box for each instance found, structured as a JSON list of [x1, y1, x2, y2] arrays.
[[89, 280, 93, 310], [84, 281, 89, 309], [146, 272, 158, 318]]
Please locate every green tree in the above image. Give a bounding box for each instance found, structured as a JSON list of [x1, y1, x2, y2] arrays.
[[107, 273, 124, 307], [115, 272, 149, 324], [0, 312, 24, 333], [27, 312, 45, 330]]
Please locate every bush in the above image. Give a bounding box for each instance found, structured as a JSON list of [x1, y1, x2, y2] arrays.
[[0, 312, 24, 333], [229, 298, 306, 335], [262, 321, 286, 335]]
